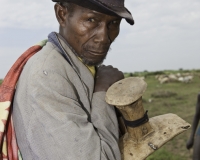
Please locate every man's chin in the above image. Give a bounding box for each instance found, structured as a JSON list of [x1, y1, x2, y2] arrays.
[[82, 58, 104, 66]]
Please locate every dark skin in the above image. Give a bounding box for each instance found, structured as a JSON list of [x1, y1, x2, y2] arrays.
[[54, 3, 124, 92], [186, 93, 200, 160]]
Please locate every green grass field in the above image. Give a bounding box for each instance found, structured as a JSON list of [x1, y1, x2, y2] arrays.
[[1, 69, 200, 159]]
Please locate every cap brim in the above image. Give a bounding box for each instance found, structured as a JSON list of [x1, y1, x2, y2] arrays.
[[89, 0, 134, 25], [52, 0, 134, 25], [120, 113, 191, 160]]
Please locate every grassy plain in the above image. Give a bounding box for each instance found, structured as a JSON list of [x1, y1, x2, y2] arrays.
[[0, 69, 200, 159], [125, 69, 200, 160]]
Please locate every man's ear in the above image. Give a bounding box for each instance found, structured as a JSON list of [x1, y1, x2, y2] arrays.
[[54, 3, 68, 27]]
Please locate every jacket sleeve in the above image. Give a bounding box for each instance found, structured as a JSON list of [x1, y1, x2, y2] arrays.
[[91, 92, 121, 160], [13, 70, 121, 160]]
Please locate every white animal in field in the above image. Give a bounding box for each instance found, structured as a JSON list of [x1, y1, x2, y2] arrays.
[[178, 75, 193, 83], [159, 77, 170, 84], [168, 74, 178, 82]]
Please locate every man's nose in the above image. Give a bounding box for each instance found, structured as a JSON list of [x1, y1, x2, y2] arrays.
[[94, 24, 111, 44]]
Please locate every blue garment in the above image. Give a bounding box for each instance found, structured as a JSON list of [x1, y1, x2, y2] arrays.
[[196, 126, 200, 135]]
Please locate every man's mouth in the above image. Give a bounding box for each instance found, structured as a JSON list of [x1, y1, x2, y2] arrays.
[[86, 50, 107, 56]]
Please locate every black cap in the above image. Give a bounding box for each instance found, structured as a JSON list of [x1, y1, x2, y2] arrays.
[[52, 0, 134, 25]]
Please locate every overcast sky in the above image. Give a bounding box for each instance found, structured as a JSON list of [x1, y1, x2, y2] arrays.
[[0, 0, 199, 78]]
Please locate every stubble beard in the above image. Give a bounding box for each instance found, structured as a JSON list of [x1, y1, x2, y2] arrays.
[[81, 55, 106, 66], [81, 47, 112, 66]]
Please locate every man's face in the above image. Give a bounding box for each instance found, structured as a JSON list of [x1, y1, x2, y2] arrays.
[[60, 4, 121, 66]]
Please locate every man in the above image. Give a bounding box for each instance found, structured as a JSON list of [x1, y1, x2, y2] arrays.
[[186, 93, 200, 160], [12, 0, 134, 159]]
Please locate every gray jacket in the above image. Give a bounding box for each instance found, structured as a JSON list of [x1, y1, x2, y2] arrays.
[[13, 33, 121, 160]]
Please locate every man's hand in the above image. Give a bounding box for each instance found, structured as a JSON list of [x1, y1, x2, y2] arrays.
[[94, 65, 124, 92], [186, 137, 194, 149]]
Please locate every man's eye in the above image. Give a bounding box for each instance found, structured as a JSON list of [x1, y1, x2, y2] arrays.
[[112, 20, 119, 24], [88, 18, 95, 22]]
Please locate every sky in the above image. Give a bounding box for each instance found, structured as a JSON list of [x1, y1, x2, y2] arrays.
[[0, 0, 200, 78]]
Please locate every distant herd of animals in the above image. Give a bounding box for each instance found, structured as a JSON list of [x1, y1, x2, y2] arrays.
[[155, 72, 193, 84]]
